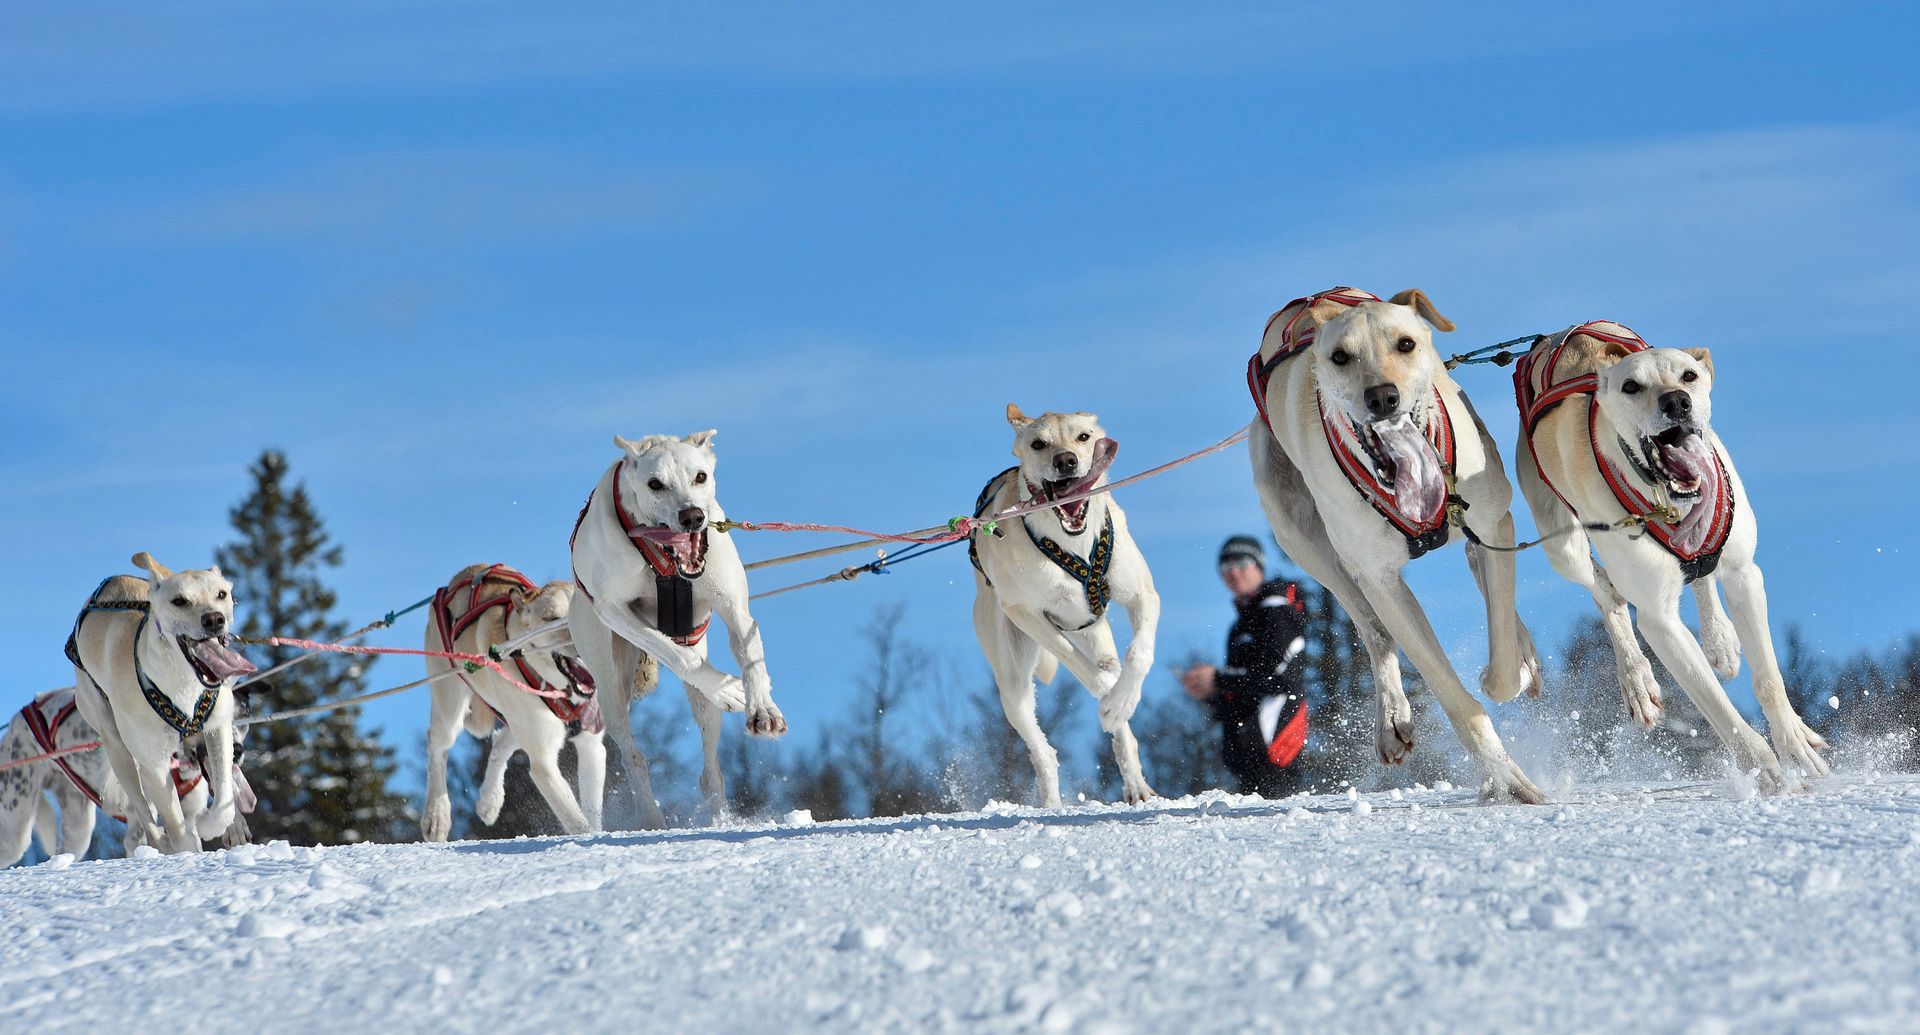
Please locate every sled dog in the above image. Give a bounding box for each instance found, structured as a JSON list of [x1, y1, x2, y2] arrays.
[[1247, 288, 1546, 802], [65, 554, 253, 852], [970, 406, 1160, 806], [1513, 322, 1829, 786], [567, 432, 785, 827], [421, 565, 639, 840], [1, 687, 255, 864]]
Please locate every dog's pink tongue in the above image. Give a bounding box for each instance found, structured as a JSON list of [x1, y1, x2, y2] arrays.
[[1660, 434, 1716, 488], [1372, 417, 1446, 522], [1062, 437, 1120, 497], [190, 638, 256, 680]]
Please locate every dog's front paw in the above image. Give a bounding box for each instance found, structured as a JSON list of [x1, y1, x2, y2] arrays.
[[1619, 658, 1664, 728], [1377, 696, 1415, 765], [745, 701, 788, 738], [1477, 755, 1548, 805], [476, 780, 506, 825], [195, 799, 237, 842], [1771, 714, 1831, 779], [1098, 685, 1141, 733], [1120, 773, 1156, 805], [1728, 727, 1786, 792], [221, 813, 252, 849], [422, 796, 453, 843], [1700, 616, 1742, 680]]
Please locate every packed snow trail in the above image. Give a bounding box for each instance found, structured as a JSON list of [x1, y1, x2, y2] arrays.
[[3, 776, 1918, 1033]]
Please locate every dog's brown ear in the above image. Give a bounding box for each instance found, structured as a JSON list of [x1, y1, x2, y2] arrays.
[[683, 429, 717, 450], [132, 552, 173, 581], [1598, 341, 1636, 363], [1006, 403, 1033, 427], [1388, 289, 1456, 332], [1683, 347, 1714, 377]]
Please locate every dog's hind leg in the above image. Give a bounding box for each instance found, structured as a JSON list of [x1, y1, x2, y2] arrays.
[[0, 772, 38, 867], [518, 721, 590, 836], [574, 604, 667, 829], [421, 667, 469, 843], [1717, 560, 1829, 779], [475, 724, 519, 827], [683, 682, 728, 824], [974, 590, 1062, 808], [1464, 514, 1542, 703], [1693, 576, 1742, 680], [1516, 444, 1663, 726], [572, 731, 607, 832], [1250, 430, 1413, 764], [55, 787, 95, 858], [1350, 565, 1546, 804]]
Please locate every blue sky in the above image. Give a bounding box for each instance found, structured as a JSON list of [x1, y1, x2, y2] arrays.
[[3, 3, 1917, 788]]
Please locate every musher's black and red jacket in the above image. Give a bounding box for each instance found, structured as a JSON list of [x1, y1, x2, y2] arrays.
[[1210, 579, 1310, 784]]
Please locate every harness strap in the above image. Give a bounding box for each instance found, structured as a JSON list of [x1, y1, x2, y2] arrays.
[[1248, 287, 1381, 433], [1316, 386, 1458, 560], [571, 463, 712, 647], [1513, 322, 1733, 580], [967, 467, 1020, 586], [20, 698, 110, 814], [1022, 508, 1115, 629]]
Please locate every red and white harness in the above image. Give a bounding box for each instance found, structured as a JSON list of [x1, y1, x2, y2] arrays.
[[1248, 287, 1459, 559], [17, 693, 201, 820], [433, 565, 603, 731], [570, 462, 712, 648], [1514, 322, 1734, 581]]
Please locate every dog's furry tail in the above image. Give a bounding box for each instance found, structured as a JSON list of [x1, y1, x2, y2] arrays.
[[1033, 653, 1059, 686]]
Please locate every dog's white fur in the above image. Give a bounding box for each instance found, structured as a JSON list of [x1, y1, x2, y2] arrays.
[[68, 555, 244, 852], [421, 570, 638, 840], [971, 406, 1160, 806], [567, 432, 785, 827], [1250, 289, 1547, 803], [1517, 332, 1830, 787], [0, 688, 236, 865]]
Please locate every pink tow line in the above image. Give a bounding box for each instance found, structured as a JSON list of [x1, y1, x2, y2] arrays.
[[261, 637, 566, 700], [0, 741, 103, 773]]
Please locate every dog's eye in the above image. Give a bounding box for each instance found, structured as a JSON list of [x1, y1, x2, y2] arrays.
[[1030, 440, 1046, 451], [1621, 379, 1641, 395], [1076, 432, 1091, 443], [1329, 349, 1351, 366], [1681, 370, 1699, 384], [171, 596, 189, 607], [1395, 337, 1416, 353], [694, 472, 708, 484], [216, 590, 228, 601], [647, 478, 666, 491]]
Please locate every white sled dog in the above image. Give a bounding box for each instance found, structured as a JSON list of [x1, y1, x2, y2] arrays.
[[1, 687, 254, 864], [1248, 288, 1546, 803], [1513, 322, 1830, 787], [567, 432, 785, 827], [65, 554, 254, 852], [969, 405, 1160, 806], [421, 565, 643, 840]]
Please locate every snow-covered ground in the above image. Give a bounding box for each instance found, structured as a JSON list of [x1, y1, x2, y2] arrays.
[[4, 775, 1918, 1034]]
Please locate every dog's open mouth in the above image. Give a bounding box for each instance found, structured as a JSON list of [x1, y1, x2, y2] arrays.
[[639, 528, 709, 574], [178, 634, 256, 688], [1028, 438, 1119, 535], [1355, 410, 1446, 522], [557, 652, 597, 697], [1636, 425, 1713, 501]]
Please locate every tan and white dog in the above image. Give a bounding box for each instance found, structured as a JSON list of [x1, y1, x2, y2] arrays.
[[1514, 322, 1830, 787], [970, 406, 1159, 806], [66, 554, 253, 852], [421, 565, 634, 840], [1, 687, 250, 864], [567, 432, 785, 827], [1248, 288, 1546, 803]]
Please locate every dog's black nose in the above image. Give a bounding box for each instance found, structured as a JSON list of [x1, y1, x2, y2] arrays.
[[1052, 452, 1079, 475], [678, 506, 707, 532], [1364, 384, 1401, 419], [201, 612, 226, 634], [1660, 390, 1692, 420]]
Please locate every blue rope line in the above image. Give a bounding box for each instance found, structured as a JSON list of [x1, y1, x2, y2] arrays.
[[1446, 333, 1543, 369], [862, 536, 966, 576]]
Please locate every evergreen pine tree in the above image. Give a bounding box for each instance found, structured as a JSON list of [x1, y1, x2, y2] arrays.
[[216, 450, 412, 846]]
